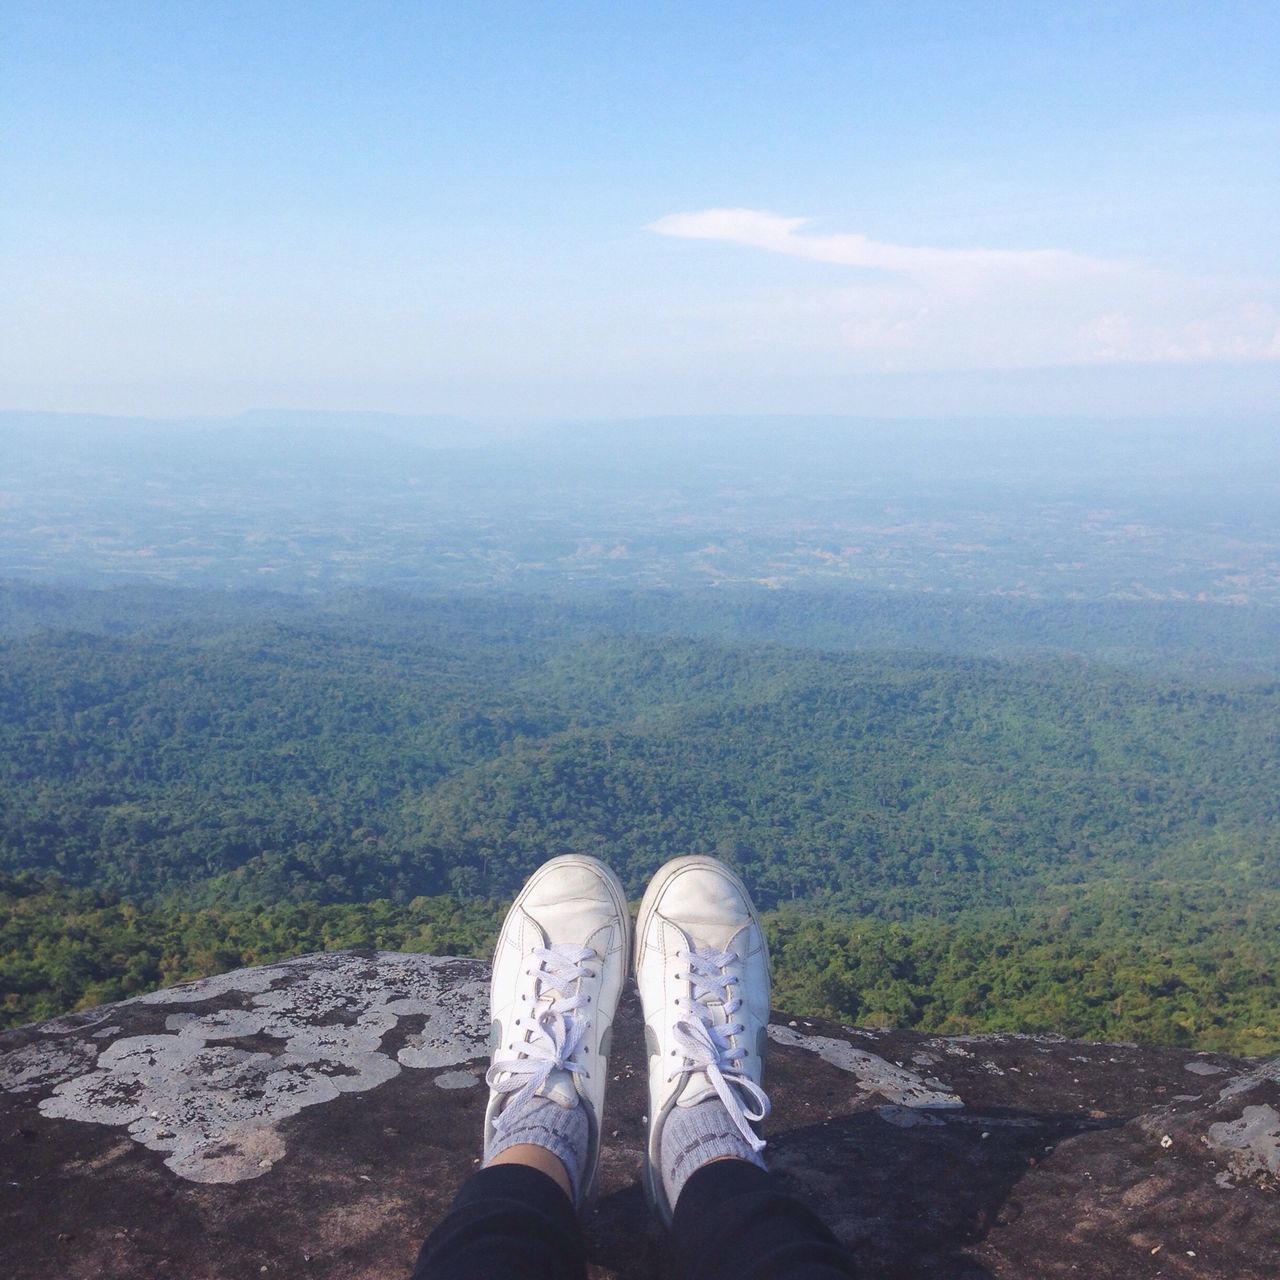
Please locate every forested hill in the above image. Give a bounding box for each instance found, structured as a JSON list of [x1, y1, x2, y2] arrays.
[[2, 592, 1276, 915], [2, 584, 1277, 1050]]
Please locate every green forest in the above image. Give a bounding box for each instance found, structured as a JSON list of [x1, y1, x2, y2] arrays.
[[3, 874, 1275, 1054], [1, 585, 1277, 1052]]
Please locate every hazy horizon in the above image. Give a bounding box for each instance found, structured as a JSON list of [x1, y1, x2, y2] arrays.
[[5, 409, 1277, 605]]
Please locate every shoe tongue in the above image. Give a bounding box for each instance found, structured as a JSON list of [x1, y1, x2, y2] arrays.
[[539, 1067, 579, 1109], [676, 1074, 718, 1106], [530, 981, 580, 1110], [674, 995, 730, 1107]]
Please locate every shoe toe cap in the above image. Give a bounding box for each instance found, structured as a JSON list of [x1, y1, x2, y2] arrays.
[[521, 858, 625, 954], [524, 859, 614, 910], [656, 864, 752, 931]]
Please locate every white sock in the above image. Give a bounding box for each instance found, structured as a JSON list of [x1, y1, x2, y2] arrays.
[[660, 1098, 766, 1210], [485, 1095, 589, 1204]]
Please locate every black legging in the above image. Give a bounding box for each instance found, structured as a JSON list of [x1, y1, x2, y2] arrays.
[[410, 1158, 860, 1280]]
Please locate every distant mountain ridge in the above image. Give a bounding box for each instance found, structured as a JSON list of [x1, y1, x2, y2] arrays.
[[4, 580, 1279, 675]]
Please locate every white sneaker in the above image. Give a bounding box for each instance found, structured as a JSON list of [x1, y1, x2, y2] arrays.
[[634, 855, 771, 1224], [484, 855, 631, 1204]]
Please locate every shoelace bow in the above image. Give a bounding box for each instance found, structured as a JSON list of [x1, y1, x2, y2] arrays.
[[670, 945, 770, 1152], [487, 943, 595, 1130]]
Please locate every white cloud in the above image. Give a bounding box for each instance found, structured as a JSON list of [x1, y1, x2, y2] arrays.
[[648, 208, 1280, 369], [649, 208, 1097, 281]]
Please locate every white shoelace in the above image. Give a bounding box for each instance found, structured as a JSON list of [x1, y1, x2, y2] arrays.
[[669, 945, 770, 1152], [487, 943, 595, 1131]]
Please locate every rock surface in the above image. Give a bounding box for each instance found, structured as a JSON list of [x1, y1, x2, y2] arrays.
[[2, 950, 1276, 1279]]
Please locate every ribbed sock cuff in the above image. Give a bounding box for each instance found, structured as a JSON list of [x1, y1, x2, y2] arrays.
[[660, 1098, 767, 1210], [485, 1096, 589, 1205]]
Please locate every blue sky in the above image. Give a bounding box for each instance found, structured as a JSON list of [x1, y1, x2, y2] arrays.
[[3, 1, 1278, 418]]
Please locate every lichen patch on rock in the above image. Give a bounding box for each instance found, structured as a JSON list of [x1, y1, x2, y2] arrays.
[[1184, 1060, 1228, 1076], [1206, 1104, 1280, 1179], [0, 1036, 99, 1094], [3, 951, 1278, 1280], [2, 951, 487, 1184], [768, 1024, 963, 1110]]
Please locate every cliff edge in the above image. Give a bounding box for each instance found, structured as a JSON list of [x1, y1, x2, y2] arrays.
[[2, 950, 1276, 1278]]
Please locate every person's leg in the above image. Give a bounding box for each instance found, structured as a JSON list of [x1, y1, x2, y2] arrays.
[[409, 1163, 584, 1280], [670, 1159, 859, 1280], [410, 855, 631, 1280], [634, 855, 860, 1279]]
